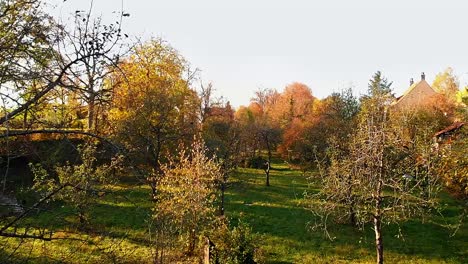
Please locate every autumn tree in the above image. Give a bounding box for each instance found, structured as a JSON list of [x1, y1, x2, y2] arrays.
[[236, 101, 269, 158], [201, 95, 240, 215], [269, 82, 314, 127], [435, 125, 467, 200], [107, 39, 199, 195], [152, 139, 222, 258], [59, 7, 127, 132], [308, 72, 442, 264], [251, 87, 278, 110], [236, 94, 281, 186], [0, 0, 125, 128], [456, 86, 468, 106], [0, 0, 56, 125], [298, 88, 359, 170], [270, 82, 315, 159], [251, 88, 282, 164], [432, 67, 460, 101]]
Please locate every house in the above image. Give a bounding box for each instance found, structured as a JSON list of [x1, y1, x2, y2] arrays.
[[391, 72, 440, 110]]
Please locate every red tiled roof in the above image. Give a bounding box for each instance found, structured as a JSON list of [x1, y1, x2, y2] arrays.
[[434, 122, 465, 137]]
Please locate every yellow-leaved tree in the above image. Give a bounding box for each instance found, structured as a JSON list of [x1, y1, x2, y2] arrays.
[[107, 38, 199, 194], [152, 139, 221, 259]]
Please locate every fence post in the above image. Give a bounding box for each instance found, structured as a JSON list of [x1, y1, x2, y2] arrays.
[[203, 237, 210, 264]]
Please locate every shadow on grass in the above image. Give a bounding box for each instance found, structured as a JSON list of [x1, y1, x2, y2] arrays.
[[270, 166, 291, 172], [3, 185, 153, 248], [230, 200, 467, 262], [227, 161, 468, 263], [0, 247, 60, 264]]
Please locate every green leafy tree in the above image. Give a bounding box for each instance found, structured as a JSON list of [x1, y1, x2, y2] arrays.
[[31, 142, 122, 226]]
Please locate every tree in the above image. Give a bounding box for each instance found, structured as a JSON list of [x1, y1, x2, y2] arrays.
[[107, 38, 199, 196], [269, 82, 314, 128], [152, 139, 222, 258], [427, 67, 462, 122], [237, 94, 281, 186], [455, 86, 468, 119], [0, 139, 122, 243], [235, 104, 261, 158], [298, 88, 359, 170], [0, 2, 130, 254], [435, 125, 467, 200], [432, 67, 460, 101], [265, 83, 315, 160], [31, 142, 121, 226], [59, 6, 127, 132], [308, 72, 442, 264], [0, 0, 56, 125], [198, 83, 240, 215], [202, 98, 240, 215], [0, 0, 125, 127]]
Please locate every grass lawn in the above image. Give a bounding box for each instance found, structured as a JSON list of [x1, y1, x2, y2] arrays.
[[0, 184, 155, 263], [225, 158, 468, 264], [1, 158, 467, 263]]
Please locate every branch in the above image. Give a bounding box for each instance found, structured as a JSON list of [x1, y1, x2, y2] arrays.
[[0, 231, 53, 241], [0, 52, 107, 125], [0, 129, 121, 152], [0, 184, 68, 234]]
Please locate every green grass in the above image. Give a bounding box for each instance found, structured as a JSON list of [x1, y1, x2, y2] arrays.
[[1, 158, 467, 263], [0, 184, 155, 263], [225, 159, 468, 264]]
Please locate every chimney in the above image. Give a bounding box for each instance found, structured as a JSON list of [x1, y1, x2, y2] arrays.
[[410, 78, 414, 86], [421, 72, 425, 80]]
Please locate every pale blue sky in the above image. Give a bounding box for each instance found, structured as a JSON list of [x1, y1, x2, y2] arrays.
[[50, 0, 468, 107]]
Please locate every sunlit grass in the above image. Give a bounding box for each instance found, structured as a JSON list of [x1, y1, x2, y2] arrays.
[[0, 184, 154, 263], [1, 160, 467, 263], [225, 159, 467, 264]]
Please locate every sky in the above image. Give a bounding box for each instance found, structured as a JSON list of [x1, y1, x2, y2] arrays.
[[49, 0, 468, 108]]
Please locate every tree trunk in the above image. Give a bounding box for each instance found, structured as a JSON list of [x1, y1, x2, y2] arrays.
[[265, 133, 272, 187], [203, 238, 211, 264], [374, 214, 383, 264], [220, 180, 225, 215], [349, 200, 356, 226], [374, 169, 384, 264], [265, 162, 270, 186], [187, 229, 196, 256], [346, 173, 356, 226], [374, 112, 386, 264], [87, 94, 95, 131]]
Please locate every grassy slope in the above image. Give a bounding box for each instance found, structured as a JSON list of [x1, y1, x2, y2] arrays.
[[1, 159, 467, 263], [0, 184, 155, 263], [225, 159, 468, 264]]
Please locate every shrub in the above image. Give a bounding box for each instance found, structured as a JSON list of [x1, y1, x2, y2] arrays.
[[245, 156, 267, 170], [209, 220, 262, 264]]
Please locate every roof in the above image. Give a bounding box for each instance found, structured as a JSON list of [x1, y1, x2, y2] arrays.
[[434, 122, 465, 138], [392, 79, 440, 109]]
